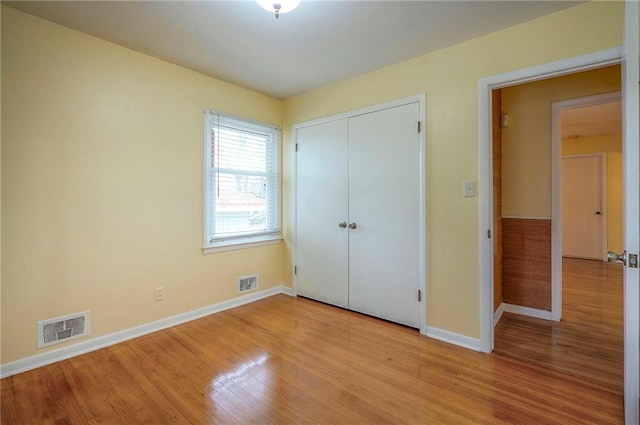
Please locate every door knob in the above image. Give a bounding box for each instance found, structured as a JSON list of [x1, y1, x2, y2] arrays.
[[607, 250, 627, 265], [338, 222, 347, 228], [348, 222, 357, 229]]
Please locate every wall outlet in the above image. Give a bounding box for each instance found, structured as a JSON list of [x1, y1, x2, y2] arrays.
[[154, 287, 165, 301]]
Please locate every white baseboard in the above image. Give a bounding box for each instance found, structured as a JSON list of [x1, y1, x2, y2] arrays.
[[493, 303, 506, 327], [426, 326, 481, 352], [1, 285, 293, 379], [502, 303, 554, 321]]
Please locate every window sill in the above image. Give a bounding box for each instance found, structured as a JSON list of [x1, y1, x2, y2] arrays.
[[202, 236, 283, 254]]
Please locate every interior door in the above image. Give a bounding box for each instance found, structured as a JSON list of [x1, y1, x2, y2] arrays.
[[622, 1, 640, 422], [295, 119, 349, 308], [561, 155, 604, 260], [347, 102, 421, 328]]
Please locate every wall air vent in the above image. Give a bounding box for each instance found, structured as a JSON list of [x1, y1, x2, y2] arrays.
[[37, 311, 90, 348], [238, 274, 259, 293]]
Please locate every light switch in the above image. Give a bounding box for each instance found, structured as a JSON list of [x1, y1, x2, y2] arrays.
[[463, 180, 476, 197]]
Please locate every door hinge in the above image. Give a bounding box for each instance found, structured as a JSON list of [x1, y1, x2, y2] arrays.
[[418, 121, 421, 133], [487, 229, 492, 239], [295, 143, 299, 152], [294, 265, 297, 275], [418, 289, 422, 302]]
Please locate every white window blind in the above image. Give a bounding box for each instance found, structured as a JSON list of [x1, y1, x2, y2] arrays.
[[204, 111, 281, 249]]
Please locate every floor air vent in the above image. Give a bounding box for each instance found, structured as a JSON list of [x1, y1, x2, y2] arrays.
[[238, 274, 259, 293], [38, 311, 90, 348]]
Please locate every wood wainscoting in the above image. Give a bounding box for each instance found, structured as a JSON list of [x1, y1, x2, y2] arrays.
[[502, 217, 552, 311]]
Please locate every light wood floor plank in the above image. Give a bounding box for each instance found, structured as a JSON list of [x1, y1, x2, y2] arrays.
[[1, 258, 624, 424]]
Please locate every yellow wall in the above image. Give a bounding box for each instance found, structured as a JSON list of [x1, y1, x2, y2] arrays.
[[283, 1, 624, 338], [1, 7, 284, 363], [562, 134, 623, 253], [501, 66, 621, 218]]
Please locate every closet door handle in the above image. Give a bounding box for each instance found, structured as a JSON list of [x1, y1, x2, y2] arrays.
[[348, 222, 357, 230], [338, 222, 347, 228]]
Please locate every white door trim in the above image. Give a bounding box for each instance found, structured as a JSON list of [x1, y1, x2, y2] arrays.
[[478, 47, 622, 354], [292, 94, 428, 336]]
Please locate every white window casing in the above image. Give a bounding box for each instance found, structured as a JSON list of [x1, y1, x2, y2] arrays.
[[203, 111, 281, 253]]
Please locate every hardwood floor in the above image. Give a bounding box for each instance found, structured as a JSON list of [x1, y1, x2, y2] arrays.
[[2, 259, 624, 424], [495, 258, 623, 398]]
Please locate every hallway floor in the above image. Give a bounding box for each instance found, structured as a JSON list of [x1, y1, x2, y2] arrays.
[[495, 257, 623, 397]]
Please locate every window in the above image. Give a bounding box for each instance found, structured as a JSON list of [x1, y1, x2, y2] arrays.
[[203, 111, 281, 252]]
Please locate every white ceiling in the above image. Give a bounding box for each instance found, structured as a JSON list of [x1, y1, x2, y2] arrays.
[[561, 101, 622, 139], [5, 0, 583, 99]]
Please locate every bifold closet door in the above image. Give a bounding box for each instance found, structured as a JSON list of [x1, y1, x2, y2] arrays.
[[295, 119, 349, 308], [348, 102, 421, 328]]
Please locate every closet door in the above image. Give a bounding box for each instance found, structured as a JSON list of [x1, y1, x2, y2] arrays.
[[347, 102, 421, 328], [295, 119, 349, 308]]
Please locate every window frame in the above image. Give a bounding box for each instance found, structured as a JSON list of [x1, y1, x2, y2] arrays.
[[203, 110, 282, 254]]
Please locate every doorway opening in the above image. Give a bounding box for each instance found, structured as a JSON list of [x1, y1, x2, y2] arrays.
[[492, 82, 624, 400], [480, 6, 639, 422], [484, 58, 625, 418], [553, 92, 623, 319], [491, 66, 621, 323]]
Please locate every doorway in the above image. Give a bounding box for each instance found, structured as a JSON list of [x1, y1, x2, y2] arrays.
[[552, 92, 623, 319], [491, 69, 621, 325], [494, 86, 624, 399], [481, 5, 640, 421], [486, 63, 625, 419], [491, 78, 623, 317]]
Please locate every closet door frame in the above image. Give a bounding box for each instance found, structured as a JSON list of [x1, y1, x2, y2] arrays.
[[292, 94, 427, 335]]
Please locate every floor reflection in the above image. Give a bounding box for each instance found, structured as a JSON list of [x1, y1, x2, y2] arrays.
[[211, 353, 269, 390], [208, 352, 272, 423]]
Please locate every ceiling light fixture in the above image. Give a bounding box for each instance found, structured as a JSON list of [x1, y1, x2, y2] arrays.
[[257, 0, 300, 19]]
